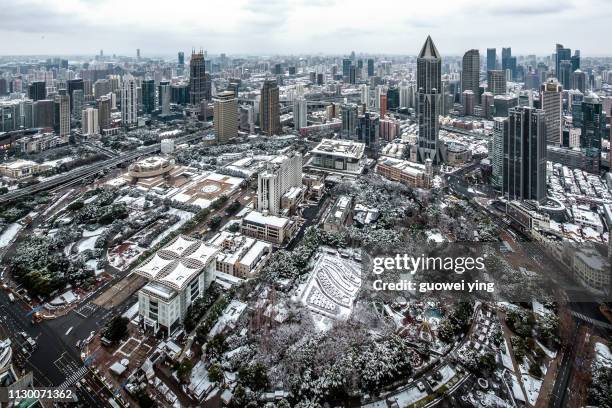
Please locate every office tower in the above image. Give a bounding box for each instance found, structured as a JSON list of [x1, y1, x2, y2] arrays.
[[82, 108, 99, 136], [501, 47, 511, 72], [170, 82, 190, 105], [349, 65, 356, 84], [0, 78, 7, 96], [33, 99, 54, 128], [540, 79, 563, 145], [580, 94, 606, 150], [93, 79, 110, 99], [555, 44, 571, 77], [487, 70, 506, 95], [571, 50, 580, 72], [357, 112, 380, 148], [481, 91, 494, 119], [260, 79, 281, 136], [416, 36, 442, 163], [21, 100, 34, 128], [380, 94, 387, 117], [399, 84, 415, 109], [121, 75, 138, 128], [189, 50, 206, 105], [491, 117, 504, 189], [273, 63, 282, 75], [501, 106, 547, 203], [462, 49, 480, 101], [213, 91, 238, 143], [293, 98, 307, 131], [572, 69, 587, 92], [257, 152, 302, 215], [341, 103, 358, 139], [57, 94, 70, 143], [67, 78, 83, 110], [342, 59, 352, 81], [317, 73, 324, 86], [98, 96, 111, 131], [558, 60, 572, 90], [486, 48, 496, 71], [72, 89, 84, 119], [387, 87, 399, 110], [159, 81, 171, 116], [28, 81, 46, 101], [494, 95, 518, 117], [178, 51, 185, 72], [367, 59, 374, 77], [461, 90, 475, 116], [141, 79, 155, 114]]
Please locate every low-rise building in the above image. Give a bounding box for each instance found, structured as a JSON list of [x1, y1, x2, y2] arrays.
[[376, 157, 433, 188], [240, 210, 296, 245], [323, 195, 353, 233], [209, 231, 272, 279], [0, 159, 40, 179], [307, 138, 366, 175]]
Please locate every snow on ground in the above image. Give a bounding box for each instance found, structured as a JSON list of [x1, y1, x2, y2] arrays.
[[536, 339, 557, 359], [426, 230, 445, 243], [521, 373, 542, 405], [378, 385, 427, 408], [83, 227, 106, 237], [431, 364, 456, 391], [0, 223, 23, 248], [77, 236, 98, 253], [509, 372, 526, 402], [594, 342, 612, 367], [500, 338, 514, 371], [85, 259, 104, 276], [42, 189, 74, 216], [83, 194, 98, 204], [63, 243, 74, 256], [149, 208, 194, 248]]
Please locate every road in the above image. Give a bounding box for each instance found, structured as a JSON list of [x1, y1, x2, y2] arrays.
[[0, 132, 205, 204]]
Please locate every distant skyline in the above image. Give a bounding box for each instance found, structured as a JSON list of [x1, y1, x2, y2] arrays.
[[1, 0, 612, 57]]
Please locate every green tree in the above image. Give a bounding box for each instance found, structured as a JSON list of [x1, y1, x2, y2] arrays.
[[103, 316, 129, 343]]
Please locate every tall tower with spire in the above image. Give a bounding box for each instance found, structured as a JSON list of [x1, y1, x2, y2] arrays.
[[417, 36, 443, 164]]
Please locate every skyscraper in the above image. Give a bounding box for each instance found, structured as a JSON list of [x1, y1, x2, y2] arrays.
[[540, 78, 563, 145], [416, 35, 442, 164], [56, 94, 70, 143], [142, 79, 156, 114], [257, 152, 302, 216], [462, 49, 480, 102], [178, 51, 185, 67], [341, 103, 358, 139], [72, 89, 84, 119], [293, 98, 307, 131], [189, 50, 206, 105], [260, 79, 280, 136], [501, 47, 512, 72], [213, 90, 238, 143], [67, 79, 84, 111], [580, 94, 606, 151], [82, 107, 99, 136], [98, 96, 111, 131], [558, 60, 572, 90], [28, 81, 46, 101], [486, 48, 497, 71], [501, 106, 547, 203], [342, 59, 352, 82], [159, 81, 171, 116], [121, 74, 138, 128], [572, 69, 587, 92], [367, 58, 374, 77], [357, 112, 380, 148], [555, 44, 571, 78], [487, 70, 506, 95]]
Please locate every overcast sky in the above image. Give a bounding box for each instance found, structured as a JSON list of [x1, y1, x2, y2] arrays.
[[1, 0, 611, 57]]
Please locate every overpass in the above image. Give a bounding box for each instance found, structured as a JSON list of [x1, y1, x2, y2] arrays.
[[0, 132, 205, 204]]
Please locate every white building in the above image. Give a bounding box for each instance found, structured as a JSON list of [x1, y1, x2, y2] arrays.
[[57, 93, 70, 143], [159, 82, 171, 116], [135, 235, 219, 335], [82, 107, 99, 136], [257, 152, 302, 215], [293, 98, 307, 130], [121, 74, 138, 128], [308, 138, 366, 175], [160, 139, 175, 154]]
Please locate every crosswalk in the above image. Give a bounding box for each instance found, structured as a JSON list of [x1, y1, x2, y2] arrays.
[[75, 302, 99, 318], [58, 366, 88, 390]]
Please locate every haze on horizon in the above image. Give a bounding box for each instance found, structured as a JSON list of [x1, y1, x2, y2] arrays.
[[1, 0, 611, 57]]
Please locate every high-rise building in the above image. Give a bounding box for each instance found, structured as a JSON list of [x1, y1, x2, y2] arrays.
[[462, 49, 480, 102], [189, 50, 206, 105], [142, 79, 156, 114], [72, 89, 84, 119], [293, 98, 307, 131], [159, 81, 171, 116], [486, 48, 497, 71], [342, 59, 352, 81], [260, 79, 280, 136], [349, 65, 356, 84], [121, 74, 138, 128], [367, 58, 374, 77], [94, 79, 111, 99], [341, 103, 358, 139], [571, 50, 580, 72], [380, 94, 387, 117], [257, 152, 302, 215], [416, 35, 442, 163], [178, 51, 185, 68], [387, 87, 399, 111], [56, 94, 70, 143], [487, 70, 506, 95], [540, 78, 563, 145], [67, 79, 83, 110], [82, 107, 99, 136], [558, 60, 572, 90], [213, 91, 238, 143], [98, 96, 111, 131], [491, 117, 504, 190], [461, 90, 476, 116], [501, 106, 547, 203], [481, 91, 494, 120], [555, 44, 571, 78], [28, 81, 46, 101], [572, 69, 587, 92], [357, 112, 380, 149], [501, 47, 512, 73], [579, 94, 606, 151], [33, 99, 54, 128]]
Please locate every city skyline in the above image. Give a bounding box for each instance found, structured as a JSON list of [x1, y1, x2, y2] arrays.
[[2, 0, 612, 56]]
